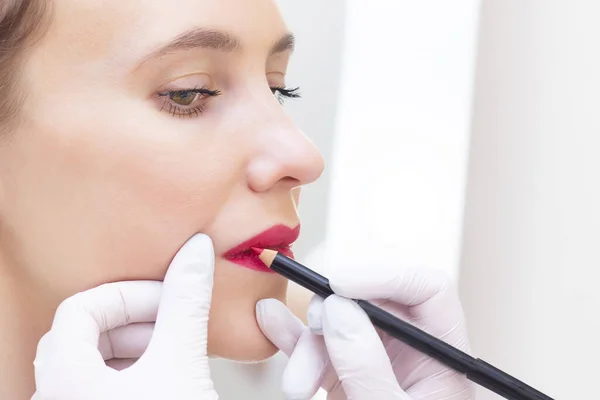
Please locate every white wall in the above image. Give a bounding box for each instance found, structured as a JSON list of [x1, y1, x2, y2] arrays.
[[300, 2, 480, 398], [325, 0, 480, 280], [460, 1, 600, 398]]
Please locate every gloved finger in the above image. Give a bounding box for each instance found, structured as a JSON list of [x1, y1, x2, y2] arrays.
[[256, 298, 305, 356], [406, 371, 474, 400], [144, 233, 215, 363], [34, 336, 120, 400], [330, 265, 449, 308], [256, 298, 327, 400], [330, 266, 466, 339], [326, 382, 348, 400], [306, 295, 325, 335], [36, 281, 161, 369], [98, 322, 154, 360], [105, 357, 138, 371], [322, 295, 410, 400], [282, 330, 328, 400], [34, 282, 159, 398]]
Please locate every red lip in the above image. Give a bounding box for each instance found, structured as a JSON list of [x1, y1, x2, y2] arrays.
[[223, 225, 299, 273]]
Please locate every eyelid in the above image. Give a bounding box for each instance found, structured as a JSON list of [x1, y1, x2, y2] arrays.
[[157, 87, 221, 97], [266, 72, 286, 87], [156, 73, 213, 92]]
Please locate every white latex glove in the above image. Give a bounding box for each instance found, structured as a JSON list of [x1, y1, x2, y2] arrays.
[[256, 266, 474, 400], [32, 233, 219, 400]]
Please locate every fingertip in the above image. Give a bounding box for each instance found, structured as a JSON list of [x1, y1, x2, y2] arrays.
[[255, 298, 287, 320], [189, 232, 214, 251], [282, 380, 319, 400], [255, 298, 305, 357], [184, 233, 215, 268], [164, 233, 215, 285], [255, 298, 285, 329]]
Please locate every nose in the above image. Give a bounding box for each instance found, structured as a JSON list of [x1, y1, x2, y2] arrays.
[[246, 116, 325, 193]]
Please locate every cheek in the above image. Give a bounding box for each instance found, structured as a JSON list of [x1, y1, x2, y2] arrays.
[[2, 117, 241, 299], [75, 138, 239, 289]]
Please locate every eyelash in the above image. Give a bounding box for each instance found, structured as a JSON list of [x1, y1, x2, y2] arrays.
[[271, 86, 301, 104], [157, 86, 301, 118], [157, 87, 221, 118]]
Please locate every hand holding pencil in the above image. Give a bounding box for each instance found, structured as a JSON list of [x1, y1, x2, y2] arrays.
[[256, 252, 474, 400], [256, 249, 553, 400]]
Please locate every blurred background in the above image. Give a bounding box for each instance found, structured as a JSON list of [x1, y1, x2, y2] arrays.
[[212, 0, 600, 398]]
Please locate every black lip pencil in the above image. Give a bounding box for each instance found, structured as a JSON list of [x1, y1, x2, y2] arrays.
[[252, 248, 554, 400]]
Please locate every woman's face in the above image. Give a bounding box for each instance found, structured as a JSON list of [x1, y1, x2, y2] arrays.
[[0, 0, 324, 361]]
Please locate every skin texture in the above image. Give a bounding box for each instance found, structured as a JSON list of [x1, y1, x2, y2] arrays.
[[0, 0, 324, 398]]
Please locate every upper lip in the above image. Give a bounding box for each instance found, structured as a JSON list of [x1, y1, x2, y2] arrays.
[[223, 224, 301, 257]]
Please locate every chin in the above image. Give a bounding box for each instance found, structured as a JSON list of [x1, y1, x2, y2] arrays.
[[206, 264, 288, 362], [216, 334, 279, 363], [206, 304, 281, 362]]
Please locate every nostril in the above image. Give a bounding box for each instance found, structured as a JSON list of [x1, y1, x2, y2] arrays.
[[280, 176, 301, 188]]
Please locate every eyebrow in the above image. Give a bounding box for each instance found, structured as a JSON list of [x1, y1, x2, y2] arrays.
[[270, 33, 295, 55], [138, 28, 295, 66]]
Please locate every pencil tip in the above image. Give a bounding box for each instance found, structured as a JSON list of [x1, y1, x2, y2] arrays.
[[251, 247, 264, 255]]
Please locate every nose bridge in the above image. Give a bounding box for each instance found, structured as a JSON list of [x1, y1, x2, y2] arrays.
[[245, 97, 324, 192], [263, 117, 311, 164]]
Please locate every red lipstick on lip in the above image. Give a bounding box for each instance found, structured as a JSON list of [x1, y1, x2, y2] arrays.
[[223, 224, 300, 273]]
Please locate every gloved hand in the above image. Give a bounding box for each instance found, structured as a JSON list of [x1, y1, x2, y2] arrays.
[[256, 265, 474, 400], [32, 234, 219, 400]]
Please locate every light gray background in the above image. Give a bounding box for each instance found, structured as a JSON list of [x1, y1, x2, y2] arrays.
[[277, 0, 346, 260]]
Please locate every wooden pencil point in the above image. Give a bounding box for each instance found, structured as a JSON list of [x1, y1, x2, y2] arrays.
[[257, 248, 277, 268]]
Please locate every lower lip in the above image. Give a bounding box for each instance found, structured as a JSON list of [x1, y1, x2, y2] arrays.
[[225, 247, 294, 273]]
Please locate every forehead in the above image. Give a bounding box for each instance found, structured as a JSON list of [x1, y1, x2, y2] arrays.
[[43, 0, 288, 65]]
